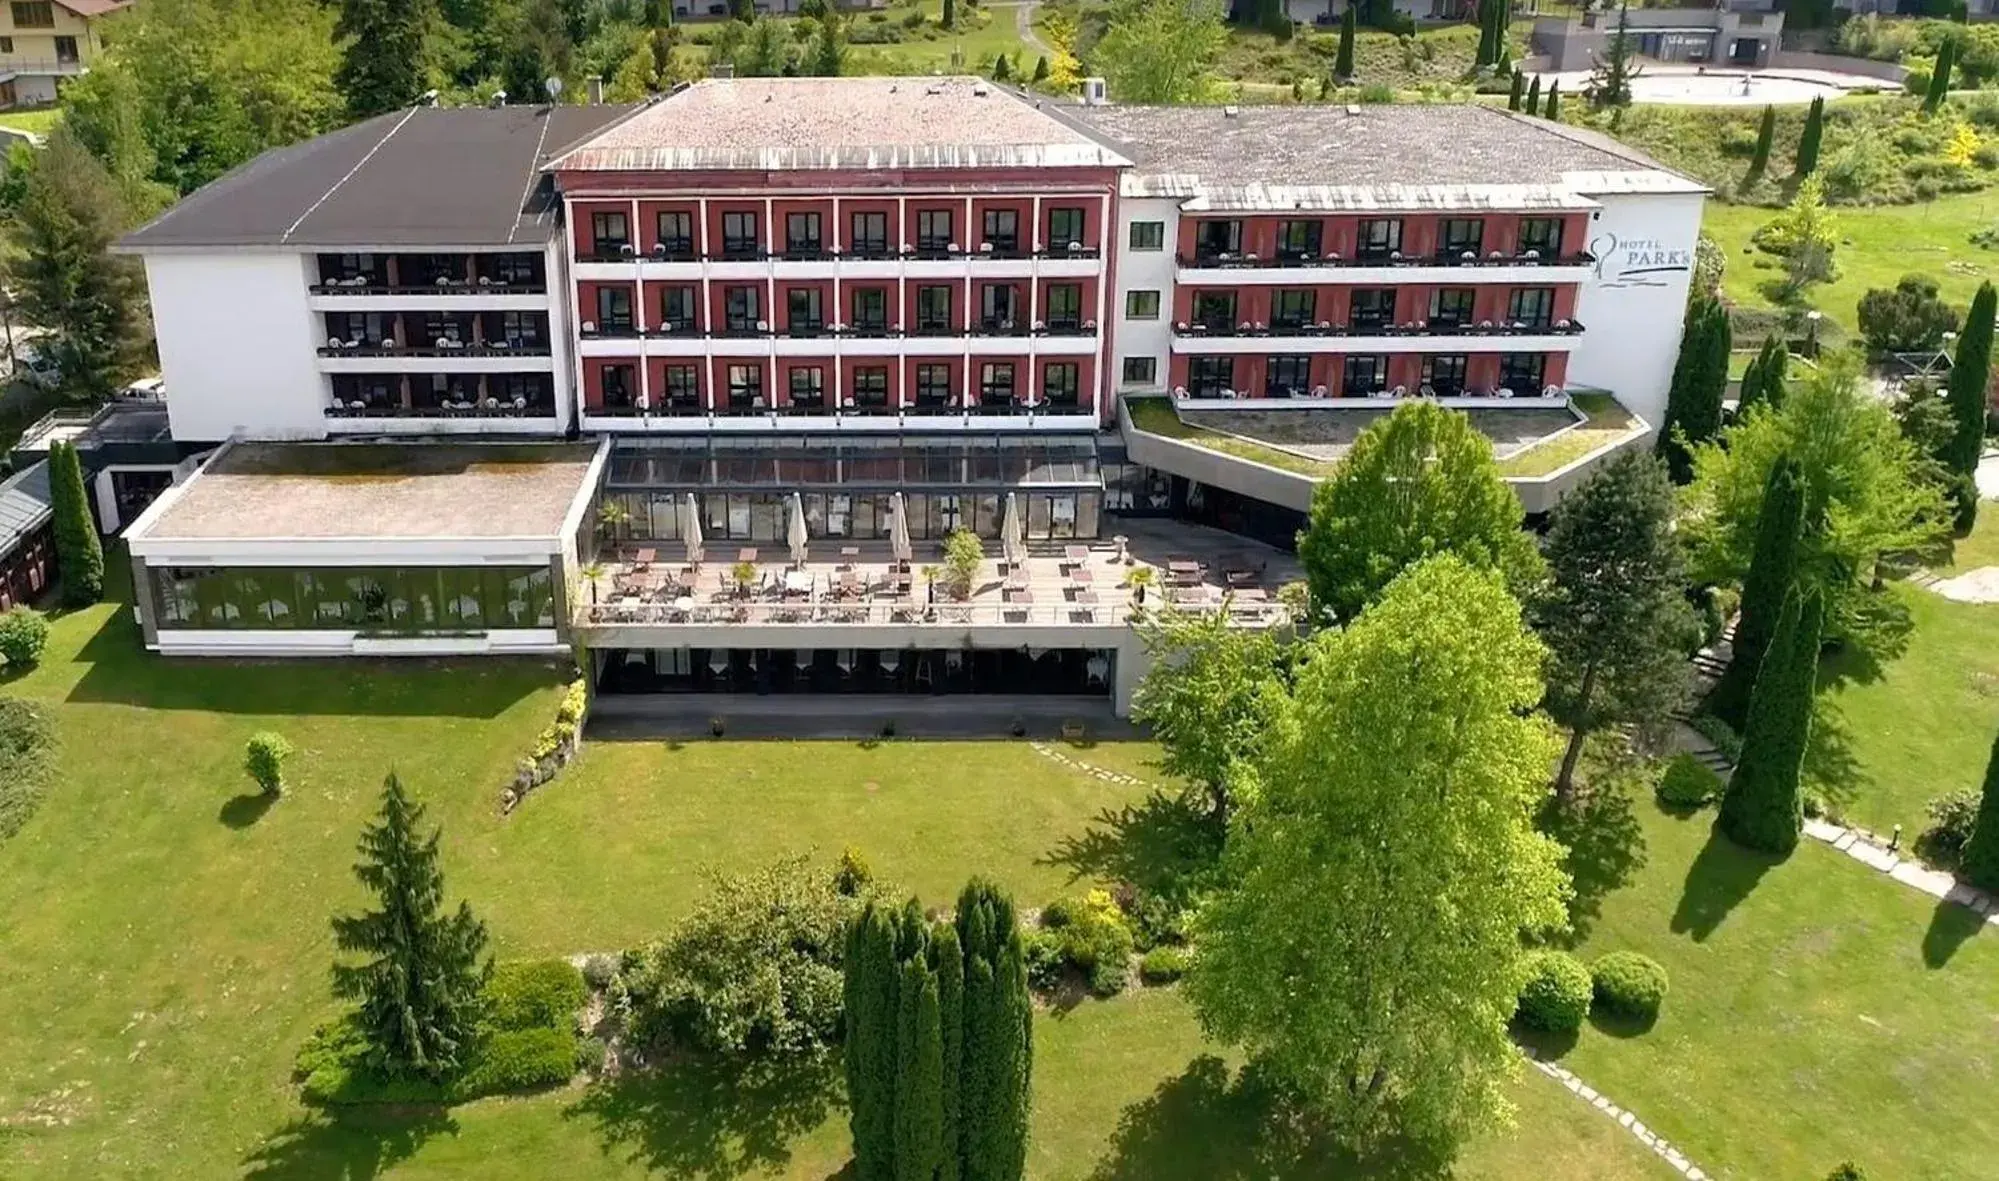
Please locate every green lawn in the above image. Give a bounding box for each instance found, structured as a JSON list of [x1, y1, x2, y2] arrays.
[[1703, 188, 1999, 335], [0, 107, 60, 136]]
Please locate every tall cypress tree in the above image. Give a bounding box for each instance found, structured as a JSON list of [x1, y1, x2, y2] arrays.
[[1739, 336, 1788, 414], [1544, 80, 1561, 120], [955, 879, 1029, 1181], [1525, 74, 1541, 116], [893, 958, 944, 1181], [1737, 347, 1765, 415], [1749, 104, 1775, 176], [47, 441, 104, 608], [845, 904, 900, 1181], [1475, 0, 1496, 67], [1333, 4, 1356, 81], [932, 924, 964, 1181], [1507, 70, 1525, 110], [336, 0, 431, 119], [1796, 96, 1825, 177], [1958, 731, 1999, 891], [1658, 297, 1730, 483], [1708, 456, 1805, 729], [1926, 36, 1955, 114], [1945, 281, 1995, 531], [1721, 588, 1823, 856], [330, 772, 491, 1080]]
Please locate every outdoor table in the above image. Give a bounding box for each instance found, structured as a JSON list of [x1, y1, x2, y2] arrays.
[[1071, 589, 1099, 604], [1168, 560, 1200, 576], [737, 547, 759, 563], [1232, 586, 1268, 602], [1067, 567, 1094, 585], [1005, 570, 1029, 589], [840, 545, 860, 561], [1006, 588, 1034, 603], [782, 570, 812, 595], [635, 547, 657, 566], [1065, 545, 1089, 564]]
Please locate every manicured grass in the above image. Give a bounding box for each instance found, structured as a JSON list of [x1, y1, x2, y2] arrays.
[[0, 107, 60, 136], [1123, 396, 1331, 477], [1548, 789, 1999, 1180], [1703, 188, 1999, 335], [1493, 392, 1641, 478]]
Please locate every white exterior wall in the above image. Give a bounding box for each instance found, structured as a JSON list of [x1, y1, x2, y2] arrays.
[[145, 252, 327, 443], [1567, 189, 1707, 436], [1110, 196, 1179, 397]]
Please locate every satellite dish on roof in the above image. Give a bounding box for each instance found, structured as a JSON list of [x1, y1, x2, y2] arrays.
[[545, 76, 564, 100]]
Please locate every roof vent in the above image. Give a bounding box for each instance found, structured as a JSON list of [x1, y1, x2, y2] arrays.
[[972, 81, 990, 96], [1345, 103, 1361, 116], [1081, 76, 1107, 106], [1222, 104, 1239, 118], [925, 82, 944, 96]]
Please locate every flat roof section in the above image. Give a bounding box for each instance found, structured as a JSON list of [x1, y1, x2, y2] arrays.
[[549, 77, 1129, 173], [135, 442, 600, 542]]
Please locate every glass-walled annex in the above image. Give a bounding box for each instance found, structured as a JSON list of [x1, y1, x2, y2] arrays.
[[596, 646, 1115, 696], [149, 565, 559, 631], [596, 433, 1109, 547]]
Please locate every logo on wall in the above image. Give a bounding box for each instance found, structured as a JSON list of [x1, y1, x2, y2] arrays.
[[1589, 231, 1692, 289]]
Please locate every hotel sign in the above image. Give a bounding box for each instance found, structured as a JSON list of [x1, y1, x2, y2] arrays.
[[1588, 231, 1692, 289]]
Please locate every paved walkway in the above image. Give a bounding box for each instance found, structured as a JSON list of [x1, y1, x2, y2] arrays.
[[1523, 1052, 1714, 1180], [989, 0, 1051, 59]]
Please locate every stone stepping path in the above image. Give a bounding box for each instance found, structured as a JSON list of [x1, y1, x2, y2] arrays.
[[1028, 742, 1157, 790], [1803, 816, 1999, 918], [1524, 1051, 1713, 1179]]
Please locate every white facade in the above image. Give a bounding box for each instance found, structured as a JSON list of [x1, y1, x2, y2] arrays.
[[1566, 188, 1707, 434], [146, 251, 328, 442], [1109, 196, 1180, 398]]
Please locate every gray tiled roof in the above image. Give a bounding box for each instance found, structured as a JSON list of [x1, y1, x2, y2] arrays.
[[119, 104, 644, 251], [0, 460, 53, 557]]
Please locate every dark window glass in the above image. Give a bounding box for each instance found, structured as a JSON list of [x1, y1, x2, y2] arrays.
[[1187, 356, 1234, 396], [592, 211, 630, 255], [594, 286, 633, 331], [1045, 284, 1082, 328], [1422, 354, 1469, 395], [917, 286, 953, 331], [979, 284, 1018, 330], [1194, 220, 1241, 259], [727, 364, 764, 404], [1517, 218, 1563, 257], [1122, 356, 1157, 383], [1440, 218, 1485, 258], [916, 364, 953, 404], [602, 364, 634, 405], [12, 3, 55, 28], [1042, 362, 1080, 405], [724, 287, 761, 332], [1267, 355, 1313, 397], [785, 212, 823, 257], [656, 211, 694, 255], [722, 211, 760, 259], [1192, 291, 1237, 331], [787, 288, 824, 333], [1342, 355, 1387, 395], [979, 362, 1016, 401], [1048, 207, 1086, 249], [1499, 353, 1548, 392], [917, 209, 953, 252], [789, 366, 826, 407], [663, 365, 701, 406], [1272, 289, 1316, 328], [1129, 222, 1165, 250], [1429, 288, 1477, 327], [853, 367, 890, 406], [982, 209, 1020, 253], [850, 211, 889, 255], [1508, 287, 1556, 327], [851, 287, 888, 331], [1349, 288, 1397, 330], [1356, 219, 1402, 259], [1276, 220, 1322, 258], [659, 287, 697, 331], [1125, 290, 1160, 319]]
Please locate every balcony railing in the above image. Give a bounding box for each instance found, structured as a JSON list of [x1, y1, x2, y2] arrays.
[[1177, 249, 1595, 270], [591, 322, 1101, 340], [1173, 318, 1583, 338], [324, 400, 557, 419], [580, 244, 1104, 264], [318, 340, 552, 357], [579, 597, 1284, 629], [588, 397, 1084, 418], [310, 278, 548, 296]]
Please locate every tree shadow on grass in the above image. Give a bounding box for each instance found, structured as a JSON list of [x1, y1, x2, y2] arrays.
[[1814, 592, 1913, 693], [219, 791, 278, 828], [1585, 1007, 1659, 1040], [563, 1052, 841, 1180], [1084, 1055, 1450, 1181], [1803, 696, 1868, 819], [1537, 774, 1647, 945], [1039, 790, 1223, 902], [1669, 820, 1789, 943], [1921, 898, 1986, 969], [241, 1105, 457, 1180]]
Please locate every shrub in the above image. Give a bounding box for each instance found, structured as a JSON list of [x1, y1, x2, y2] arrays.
[[1040, 889, 1135, 996], [1689, 713, 1743, 762], [1826, 1163, 1867, 1181], [1657, 753, 1723, 809], [1022, 928, 1065, 990], [485, 959, 586, 1030], [1857, 274, 1961, 354], [942, 528, 983, 599], [0, 696, 57, 842], [1590, 951, 1669, 1021], [1139, 945, 1189, 984], [1515, 949, 1592, 1034], [243, 731, 293, 796], [458, 1027, 576, 1094], [1922, 788, 1980, 859], [581, 954, 617, 991], [0, 606, 49, 667]]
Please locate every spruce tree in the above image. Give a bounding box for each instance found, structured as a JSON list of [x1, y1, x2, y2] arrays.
[[1958, 731, 1999, 891], [1588, 1, 1636, 110], [1476, 0, 1497, 67], [330, 772, 491, 1080], [336, 0, 430, 119], [1796, 95, 1825, 176], [1720, 588, 1823, 856], [1926, 35, 1955, 114], [1508, 70, 1524, 110], [993, 53, 1011, 82], [845, 903, 900, 1181], [1738, 346, 1765, 415], [1945, 281, 1995, 531], [942, 0, 955, 27], [1739, 336, 1788, 413], [1333, 4, 1356, 81], [1544, 79, 1561, 120], [1525, 73, 1541, 115], [893, 958, 945, 1181], [1708, 456, 1805, 729], [932, 924, 965, 1181], [1658, 296, 1731, 483], [1749, 104, 1775, 176], [1032, 54, 1049, 83], [47, 441, 104, 608]]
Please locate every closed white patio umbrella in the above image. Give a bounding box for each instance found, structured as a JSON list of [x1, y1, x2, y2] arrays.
[[889, 491, 913, 564], [680, 492, 704, 568], [787, 491, 809, 567], [1002, 492, 1026, 570]]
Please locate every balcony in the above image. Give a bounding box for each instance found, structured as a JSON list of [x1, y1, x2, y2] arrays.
[[318, 339, 552, 358], [324, 399, 557, 420], [574, 244, 1104, 283], [1170, 318, 1584, 356], [1175, 249, 1596, 287], [578, 321, 1101, 360]]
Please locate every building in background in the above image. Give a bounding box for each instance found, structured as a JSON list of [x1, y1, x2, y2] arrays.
[[0, 0, 127, 109]]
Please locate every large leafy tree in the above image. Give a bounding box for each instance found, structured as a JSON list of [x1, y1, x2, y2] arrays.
[[1944, 281, 1995, 531], [1535, 452, 1694, 801], [4, 130, 151, 404], [1683, 350, 1949, 654], [331, 772, 491, 1080], [1958, 731, 1999, 892], [337, 0, 432, 119], [1658, 295, 1730, 483], [1091, 0, 1229, 104], [48, 442, 105, 608], [1187, 556, 1570, 1155], [1720, 588, 1824, 856], [1129, 604, 1283, 827], [1706, 455, 1805, 730], [1297, 399, 1544, 624]]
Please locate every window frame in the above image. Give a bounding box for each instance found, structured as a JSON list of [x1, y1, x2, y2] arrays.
[[594, 286, 633, 332], [1187, 356, 1234, 397], [1276, 220, 1323, 259], [850, 211, 890, 257], [726, 363, 765, 405], [1047, 207, 1086, 250], [1125, 290, 1161, 320], [979, 362, 1017, 403], [659, 286, 697, 332], [1272, 289, 1317, 329], [916, 209, 954, 253], [915, 363, 954, 405], [1356, 218, 1402, 260], [10, 2, 54, 29], [1121, 356, 1157, 384], [916, 285, 953, 332], [852, 366, 891, 406], [1516, 217, 1563, 258], [1349, 287, 1397, 330], [1507, 287, 1556, 328], [1428, 288, 1477, 328], [1128, 221, 1165, 251], [590, 211, 630, 257], [784, 211, 824, 258], [721, 210, 761, 260], [1266, 355, 1314, 397], [662, 364, 701, 407], [850, 286, 889, 332], [1045, 283, 1083, 328], [1498, 353, 1548, 393], [656, 210, 695, 257], [788, 365, 827, 408], [723, 286, 762, 334], [786, 287, 825, 334], [1422, 353, 1470, 395], [1440, 218, 1485, 259], [1342, 355, 1388, 396], [981, 208, 1021, 254], [1041, 361, 1081, 406]]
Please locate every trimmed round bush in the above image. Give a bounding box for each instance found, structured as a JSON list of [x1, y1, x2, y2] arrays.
[[1139, 945, 1188, 984], [1591, 951, 1669, 1022], [1656, 753, 1723, 809], [1515, 949, 1592, 1034], [0, 606, 49, 668]]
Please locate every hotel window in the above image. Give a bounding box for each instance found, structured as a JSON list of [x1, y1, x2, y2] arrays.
[[1122, 356, 1157, 384], [1499, 353, 1548, 393], [601, 363, 635, 407], [328, 312, 385, 346], [724, 286, 761, 333], [1272, 289, 1316, 329], [0, 36, 12, 51], [1356, 218, 1402, 259], [1267, 355, 1313, 398], [784, 212, 823, 257], [663, 364, 701, 407], [850, 211, 889, 256], [1276, 220, 1322, 259], [591, 211, 629, 256], [1191, 290, 1237, 331], [1440, 218, 1485, 258], [1429, 288, 1477, 328], [495, 311, 542, 347], [851, 287, 889, 332], [1508, 287, 1556, 327], [594, 286, 633, 332], [916, 285, 953, 331], [916, 363, 953, 405], [420, 312, 467, 345], [727, 364, 764, 405], [982, 209, 1020, 253], [787, 288, 824, 334], [1517, 217, 1563, 257], [1422, 354, 1469, 395], [1349, 288, 1397, 330], [1125, 290, 1160, 320], [853, 366, 890, 406], [979, 284, 1018, 330], [1047, 207, 1086, 250], [1129, 221, 1165, 251], [493, 373, 551, 406], [658, 286, 697, 332], [656, 210, 694, 256], [1042, 362, 1080, 406], [1342, 355, 1387, 395], [917, 209, 953, 252], [11, 3, 53, 27], [721, 211, 760, 259], [1045, 283, 1082, 329], [789, 366, 827, 407], [979, 362, 1016, 402], [1193, 219, 1241, 259], [328, 252, 376, 283], [1187, 356, 1234, 397]]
